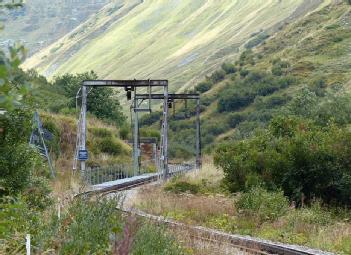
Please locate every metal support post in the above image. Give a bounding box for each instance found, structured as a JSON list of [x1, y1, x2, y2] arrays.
[[162, 85, 169, 179], [196, 98, 202, 169], [133, 89, 140, 176], [80, 85, 87, 175]]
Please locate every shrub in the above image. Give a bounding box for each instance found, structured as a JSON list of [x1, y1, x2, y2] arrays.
[[119, 126, 130, 140], [140, 111, 162, 126], [245, 32, 270, 49], [195, 80, 213, 93], [221, 63, 237, 74], [140, 128, 160, 141], [169, 144, 193, 160], [132, 223, 187, 255], [210, 70, 226, 83], [98, 138, 122, 155], [58, 197, 122, 255], [0, 110, 47, 196], [240, 69, 249, 77], [22, 176, 53, 211], [227, 112, 247, 128], [272, 65, 283, 76], [203, 122, 230, 136], [236, 187, 289, 222], [164, 179, 200, 194], [218, 90, 255, 112], [215, 116, 351, 206], [286, 201, 332, 226]]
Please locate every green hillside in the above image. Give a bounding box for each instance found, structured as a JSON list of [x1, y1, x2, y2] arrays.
[[1, 0, 115, 55], [137, 1, 351, 158], [23, 0, 324, 92]]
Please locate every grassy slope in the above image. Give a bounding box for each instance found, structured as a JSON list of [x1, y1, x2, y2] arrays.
[[23, 0, 323, 92], [40, 112, 131, 172], [196, 1, 351, 145], [1, 0, 114, 55], [135, 162, 351, 254]]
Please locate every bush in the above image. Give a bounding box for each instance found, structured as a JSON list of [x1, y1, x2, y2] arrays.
[[0, 110, 46, 196], [210, 70, 226, 83], [132, 223, 187, 255], [236, 187, 289, 222], [221, 63, 237, 74], [286, 201, 332, 226], [164, 179, 200, 194], [98, 138, 123, 155], [218, 90, 254, 112], [203, 122, 230, 136], [140, 111, 162, 126], [119, 126, 130, 140], [58, 198, 122, 255], [272, 65, 283, 76], [140, 128, 160, 141], [215, 116, 351, 206], [169, 144, 193, 160], [227, 112, 247, 128], [22, 176, 53, 211], [195, 80, 213, 93], [245, 32, 270, 49], [240, 69, 249, 77]]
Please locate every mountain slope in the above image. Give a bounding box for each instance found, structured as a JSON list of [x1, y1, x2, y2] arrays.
[[23, 0, 324, 92], [136, 1, 351, 157], [1, 0, 114, 55]]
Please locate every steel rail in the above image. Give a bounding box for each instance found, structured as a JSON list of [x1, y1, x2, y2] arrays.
[[121, 209, 334, 255]]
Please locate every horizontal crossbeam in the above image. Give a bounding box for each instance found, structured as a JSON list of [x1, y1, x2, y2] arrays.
[[83, 80, 168, 87], [127, 137, 158, 144], [135, 93, 200, 100]]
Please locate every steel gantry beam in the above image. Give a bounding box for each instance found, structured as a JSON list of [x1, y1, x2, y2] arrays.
[[82, 80, 168, 87], [135, 93, 200, 100]]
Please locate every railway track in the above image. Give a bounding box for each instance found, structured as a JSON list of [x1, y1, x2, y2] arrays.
[[121, 208, 334, 255], [78, 172, 334, 255]]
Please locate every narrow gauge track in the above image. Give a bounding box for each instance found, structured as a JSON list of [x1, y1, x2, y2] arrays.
[[120, 208, 334, 255], [77, 172, 334, 255]]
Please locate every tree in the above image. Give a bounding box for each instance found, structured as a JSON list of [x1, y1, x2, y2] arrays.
[[0, 1, 29, 111], [53, 72, 126, 126]]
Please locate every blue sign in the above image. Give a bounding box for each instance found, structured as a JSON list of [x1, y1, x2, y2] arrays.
[[78, 150, 89, 161]]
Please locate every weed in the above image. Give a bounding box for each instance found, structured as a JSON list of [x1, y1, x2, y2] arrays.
[[164, 180, 200, 194], [236, 187, 289, 223], [131, 223, 187, 255]]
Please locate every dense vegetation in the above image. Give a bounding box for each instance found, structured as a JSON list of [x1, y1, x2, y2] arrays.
[[0, 3, 186, 254]]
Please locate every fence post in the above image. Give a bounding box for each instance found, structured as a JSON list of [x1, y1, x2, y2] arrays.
[[26, 234, 30, 255]]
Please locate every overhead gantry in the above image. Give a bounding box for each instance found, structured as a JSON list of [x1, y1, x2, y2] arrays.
[[75, 79, 201, 181]]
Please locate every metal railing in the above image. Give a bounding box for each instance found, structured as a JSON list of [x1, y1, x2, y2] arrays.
[[84, 164, 135, 185], [84, 162, 196, 186]]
